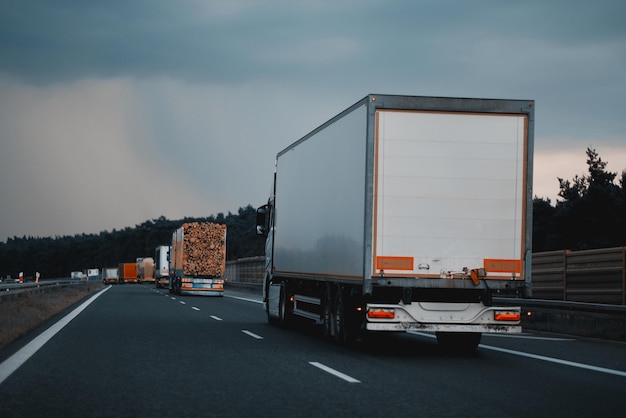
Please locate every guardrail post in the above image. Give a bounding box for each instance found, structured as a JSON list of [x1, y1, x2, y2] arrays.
[[622, 246, 625, 305], [563, 250, 569, 301]]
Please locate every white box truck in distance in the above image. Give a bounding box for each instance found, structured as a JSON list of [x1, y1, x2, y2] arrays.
[[256, 94, 534, 352], [154, 245, 170, 288]]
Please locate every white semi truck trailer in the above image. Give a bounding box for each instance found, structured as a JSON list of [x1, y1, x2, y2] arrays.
[[256, 94, 534, 352], [154, 245, 170, 288]]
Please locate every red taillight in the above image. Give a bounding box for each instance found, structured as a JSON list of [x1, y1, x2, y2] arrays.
[[494, 310, 521, 321], [367, 308, 395, 319]]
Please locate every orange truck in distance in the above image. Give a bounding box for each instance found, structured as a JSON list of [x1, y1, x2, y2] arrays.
[[118, 263, 137, 284]]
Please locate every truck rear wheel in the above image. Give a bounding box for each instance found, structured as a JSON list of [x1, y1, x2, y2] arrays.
[[436, 332, 482, 354], [321, 285, 333, 339], [332, 288, 347, 344], [279, 282, 294, 328]]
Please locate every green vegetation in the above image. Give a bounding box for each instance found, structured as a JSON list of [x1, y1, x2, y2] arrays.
[[533, 148, 626, 251], [0, 205, 264, 279]]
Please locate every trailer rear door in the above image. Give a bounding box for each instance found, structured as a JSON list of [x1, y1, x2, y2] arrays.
[[372, 109, 529, 281]]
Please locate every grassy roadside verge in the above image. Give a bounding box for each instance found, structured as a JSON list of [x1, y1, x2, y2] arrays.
[[0, 283, 105, 350]]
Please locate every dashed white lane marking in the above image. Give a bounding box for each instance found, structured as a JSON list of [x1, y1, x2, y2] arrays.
[[170, 297, 176, 300], [241, 330, 263, 339], [0, 286, 111, 385], [210, 315, 223, 321], [408, 331, 626, 378], [179, 301, 186, 305], [192, 307, 200, 311], [309, 362, 361, 383]]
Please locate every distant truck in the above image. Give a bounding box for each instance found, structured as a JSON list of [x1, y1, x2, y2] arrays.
[[118, 263, 137, 284], [169, 222, 226, 296], [154, 245, 170, 288], [256, 94, 534, 352], [102, 267, 119, 285], [137, 257, 155, 284], [87, 268, 99, 280]]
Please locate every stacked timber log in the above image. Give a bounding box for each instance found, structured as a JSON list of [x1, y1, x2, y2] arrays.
[[178, 222, 227, 277]]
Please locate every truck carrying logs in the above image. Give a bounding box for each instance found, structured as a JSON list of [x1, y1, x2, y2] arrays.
[[169, 222, 227, 296]]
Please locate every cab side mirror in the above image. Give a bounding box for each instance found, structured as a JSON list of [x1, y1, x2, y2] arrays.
[[256, 205, 269, 236]]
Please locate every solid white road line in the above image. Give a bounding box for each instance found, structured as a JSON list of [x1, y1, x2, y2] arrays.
[[225, 295, 263, 304], [0, 285, 111, 385], [210, 315, 223, 321], [309, 362, 361, 383], [480, 344, 626, 378], [241, 330, 263, 339], [408, 331, 626, 378]]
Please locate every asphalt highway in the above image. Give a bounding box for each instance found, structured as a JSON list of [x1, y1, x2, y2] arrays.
[[1, 284, 625, 417]]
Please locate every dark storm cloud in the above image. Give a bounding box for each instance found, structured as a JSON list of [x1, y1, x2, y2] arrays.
[[0, 0, 625, 240], [0, 0, 374, 84]]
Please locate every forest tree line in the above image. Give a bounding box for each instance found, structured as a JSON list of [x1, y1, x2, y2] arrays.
[[0, 205, 264, 280], [533, 148, 626, 252], [1, 148, 625, 280]]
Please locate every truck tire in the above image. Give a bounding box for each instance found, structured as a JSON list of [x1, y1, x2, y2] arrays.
[[266, 296, 278, 325], [321, 285, 333, 339], [436, 332, 482, 354], [279, 282, 294, 328], [333, 287, 347, 344], [265, 279, 278, 325]]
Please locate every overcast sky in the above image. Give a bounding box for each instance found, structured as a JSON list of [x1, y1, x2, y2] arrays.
[[1, 0, 625, 242]]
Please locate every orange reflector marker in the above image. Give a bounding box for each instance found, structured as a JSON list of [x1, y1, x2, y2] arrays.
[[494, 311, 521, 321], [375, 256, 414, 271], [367, 308, 395, 319]]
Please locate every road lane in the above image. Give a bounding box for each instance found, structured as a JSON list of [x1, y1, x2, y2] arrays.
[[0, 286, 111, 384], [0, 284, 624, 417]]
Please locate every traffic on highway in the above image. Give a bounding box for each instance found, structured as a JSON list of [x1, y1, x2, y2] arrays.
[[1, 284, 624, 417]]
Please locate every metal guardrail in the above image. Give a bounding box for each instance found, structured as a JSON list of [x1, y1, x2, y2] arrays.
[[494, 297, 626, 341], [0, 279, 97, 299], [493, 297, 626, 315]]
